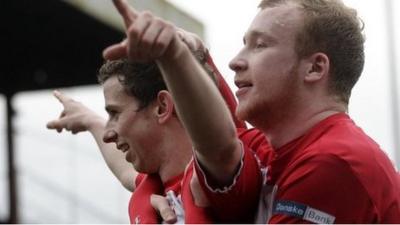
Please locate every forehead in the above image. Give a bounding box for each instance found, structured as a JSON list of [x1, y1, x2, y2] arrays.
[[103, 76, 138, 106], [247, 4, 303, 41]]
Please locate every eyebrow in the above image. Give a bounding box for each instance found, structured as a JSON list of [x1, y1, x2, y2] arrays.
[[243, 30, 277, 44]]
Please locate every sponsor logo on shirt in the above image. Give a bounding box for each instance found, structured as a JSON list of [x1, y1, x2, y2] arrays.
[[273, 200, 335, 224]]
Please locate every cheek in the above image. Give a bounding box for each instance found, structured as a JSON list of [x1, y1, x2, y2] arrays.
[[115, 114, 138, 139], [254, 59, 285, 76], [115, 119, 130, 137], [125, 119, 154, 149], [253, 48, 296, 69], [252, 55, 298, 86]]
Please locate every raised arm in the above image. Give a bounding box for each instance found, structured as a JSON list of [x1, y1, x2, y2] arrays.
[[104, 0, 242, 185], [46, 90, 137, 191], [157, 45, 242, 184], [175, 28, 246, 129]]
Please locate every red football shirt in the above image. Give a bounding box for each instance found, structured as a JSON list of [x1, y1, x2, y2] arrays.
[[129, 174, 163, 224], [129, 167, 214, 224], [196, 113, 400, 223], [127, 52, 247, 224]]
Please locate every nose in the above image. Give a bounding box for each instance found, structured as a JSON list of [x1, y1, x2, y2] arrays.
[[103, 129, 118, 143], [229, 53, 247, 72]]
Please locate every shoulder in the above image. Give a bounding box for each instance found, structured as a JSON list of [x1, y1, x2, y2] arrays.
[[237, 128, 274, 165], [306, 120, 397, 185], [271, 153, 376, 223], [270, 114, 400, 223]]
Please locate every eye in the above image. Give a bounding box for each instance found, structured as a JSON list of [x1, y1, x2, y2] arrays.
[[255, 42, 267, 49], [107, 110, 119, 120]]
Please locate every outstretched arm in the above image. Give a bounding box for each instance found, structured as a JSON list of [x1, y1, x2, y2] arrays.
[[104, 0, 242, 185], [46, 90, 137, 192], [175, 28, 246, 129]]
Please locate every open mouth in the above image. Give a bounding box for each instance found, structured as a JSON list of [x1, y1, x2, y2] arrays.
[[235, 80, 252, 89], [235, 80, 253, 97]]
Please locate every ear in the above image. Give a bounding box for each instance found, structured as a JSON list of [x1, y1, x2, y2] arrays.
[[154, 90, 175, 124], [303, 53, 330, 83]]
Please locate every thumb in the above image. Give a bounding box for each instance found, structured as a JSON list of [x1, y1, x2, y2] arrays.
[[103, 40, 128, 60], [46, 120, 63, 133], [150, 194, 177, 224], [46, 120, 58, 129]]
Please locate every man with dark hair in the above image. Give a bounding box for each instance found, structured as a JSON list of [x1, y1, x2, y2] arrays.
[[104, 0, 400, 223], [47, 35, 247, 223]]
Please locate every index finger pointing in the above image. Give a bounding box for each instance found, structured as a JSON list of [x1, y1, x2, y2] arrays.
[[112, 0, 138, 27], [53, 90, 71, 104]]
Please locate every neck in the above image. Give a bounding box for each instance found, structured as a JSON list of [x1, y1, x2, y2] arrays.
[[259, 101, 347, 149], [158, 121, 193, 184]]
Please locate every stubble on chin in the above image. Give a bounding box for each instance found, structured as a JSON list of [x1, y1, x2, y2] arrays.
[[236, 98, 270, 128]]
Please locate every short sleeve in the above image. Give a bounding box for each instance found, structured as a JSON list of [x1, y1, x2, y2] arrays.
[[194, 142, 264, 223]]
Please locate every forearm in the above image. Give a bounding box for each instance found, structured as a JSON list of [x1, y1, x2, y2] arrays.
[[103, 0, 242, 184], [204, 52, 247, 129], [157, 44, 241, 183]]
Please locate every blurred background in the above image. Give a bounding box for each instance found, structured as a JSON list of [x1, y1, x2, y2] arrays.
[[0, 0, 399, 223]]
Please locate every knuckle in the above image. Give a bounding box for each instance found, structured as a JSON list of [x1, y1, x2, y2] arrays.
[[163, 22, 175, 31], [152, 19, 164, 29], [128, 25, 140, 36], [140, 35, 153, 46], [141, 11, 153, 19], [154, 17, 166, 26], [154, 40, 167, 49]]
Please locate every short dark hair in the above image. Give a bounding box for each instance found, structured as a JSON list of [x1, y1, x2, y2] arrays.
[[259, 0, 365, 104], [98, 60, 166, 110], [97, 50, 216, 110]]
